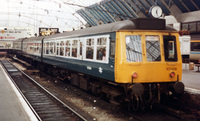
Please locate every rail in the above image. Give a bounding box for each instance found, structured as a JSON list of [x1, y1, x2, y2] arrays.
[[1, 59, 93, 121]]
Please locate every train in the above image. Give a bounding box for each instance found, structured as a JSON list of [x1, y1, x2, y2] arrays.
[[190, 34, 200, 63], [179, 34, 200, 64], [11, 18, 184, 110], [179, 35, 190, 63], [0, 41, 13, 57]]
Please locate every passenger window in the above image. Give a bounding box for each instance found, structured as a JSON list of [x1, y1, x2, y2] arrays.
[[57, 47, 59, 55], [60, 41, 64, 46], [110, 42, 115, 58], [191, 42, 200, 51], [60, 48, 64, 56], [36, 43, 39, 53], [163, 35, 177, 61], [60, 41, 64, 56], [34, 46, 37, 52], [126, 35, 142, 62], [86, 39, 94, 59], [53, 42, 56, 54], [39, 43, 41, 53], [146, 35, 161, 61], [65, 41, 71, 57], [72, 40, 78, 57], [56, 42, 59, 55], [36, 43, 39, 54], [50, 42, 53, 54], [43, 43, 46, 54], [46, 42, 49, 54], [96, 37, 107, 61], [79, 42, 82, 56]]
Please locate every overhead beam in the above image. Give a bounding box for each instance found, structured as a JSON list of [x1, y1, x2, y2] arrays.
[[161, 0, 183, 22], [142, 0, 151, 8], [120, 0, 139, 18], [79, 10, 97, 26], [96, 5, 113, 23], [110, 0, 128, 19], [100, 4, 116, 22], [88, 7, 107, 24], [191, 0, 200, 10], [115, 0, 135, 18], [178, 10, 200, 23], [165, 10, 200, 31], [106, 1, 126, 20], [103, 3, 118, 19], [135, 0, 148, 10], [180, 0, 190, 12], [134, 0, 149, 17], [160, 0, 182, 22]]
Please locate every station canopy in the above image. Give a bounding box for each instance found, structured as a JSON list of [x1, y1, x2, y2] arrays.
[[0, 0, 200, 33], [0, 0, 102, 32], [77, 0, 200, 27]]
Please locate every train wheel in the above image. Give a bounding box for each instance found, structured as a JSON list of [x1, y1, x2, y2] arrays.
[[131, 95, 139, 111], [130, 95, 144, 111]]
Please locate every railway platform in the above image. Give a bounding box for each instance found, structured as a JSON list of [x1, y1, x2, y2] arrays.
[[182, 63, 200, 91], [0, 64, 37, 121]]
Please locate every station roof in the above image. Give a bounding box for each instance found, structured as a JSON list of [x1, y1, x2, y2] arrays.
[[77, 0, 200, 26], [0, 0, 200, 33], [0, 0, 102, 32]]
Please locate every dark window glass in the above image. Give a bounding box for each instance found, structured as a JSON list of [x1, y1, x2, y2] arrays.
[[197, 22, 200, 31], [86, 39, 94, 59], [182, 23, 188, 30], [79, 42, 82, 56], [96, 37, 107, 61], [65, 41, 71, 57], [110, 42, 115, 58], [191, 42, 200, 51], [72, 40, 78, 57], [163, 35, 177, 61], [189, 23, 196, 31]]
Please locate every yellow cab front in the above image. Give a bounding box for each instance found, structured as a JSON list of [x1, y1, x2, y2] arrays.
[[115, 30, 182, 84]]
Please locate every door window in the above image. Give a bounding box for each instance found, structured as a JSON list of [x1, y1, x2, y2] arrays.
[[163, 35, 177, 61]]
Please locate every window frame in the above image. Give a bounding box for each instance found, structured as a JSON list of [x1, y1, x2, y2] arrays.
[[43, 39, 55, 56], [145, 35, 161, 62], [83, 35, 110, 63], [191, 42, 200, 51], [125, 35, 143, 62], [163, 35, 178, 62], [43, 34, 110, 63]]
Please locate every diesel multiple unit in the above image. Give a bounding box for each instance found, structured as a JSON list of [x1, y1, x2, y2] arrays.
[[12, 18, 184, 110]]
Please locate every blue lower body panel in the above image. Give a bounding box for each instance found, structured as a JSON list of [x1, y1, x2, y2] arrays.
[[26, 54, 115, 82]]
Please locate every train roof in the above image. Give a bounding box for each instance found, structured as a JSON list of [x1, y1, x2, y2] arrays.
[[24, 36, 44, 42], [14, 38, 25, 42], [44, 18, 177, 40], [13, 36, 44, 42], [14, 18, 177, 42]]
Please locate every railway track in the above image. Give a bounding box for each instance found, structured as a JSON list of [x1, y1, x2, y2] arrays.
[[1, 59, 93, 121], [2, 58, 196, 121]]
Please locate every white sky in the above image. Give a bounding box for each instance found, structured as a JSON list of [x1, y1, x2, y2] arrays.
[[0, 0, 103, 33]]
